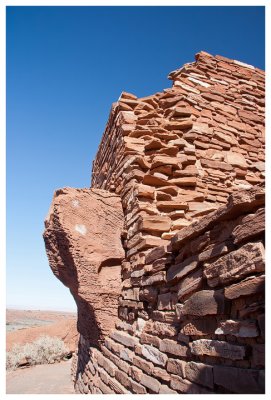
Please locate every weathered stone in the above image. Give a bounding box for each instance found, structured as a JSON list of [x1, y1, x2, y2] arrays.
[[201, 158, 233, 171], [122, 288, 140, 301], [224, 151, 247, 168], [213, 365, 264, 393], [170, 374, 212, 394], [171, 188, 265, 251], [151, 155, 182, 169], [166, 358, 186, 377], [213, 130, 238, 146], [141, 344, 168, 366], [144, 321, 178, 338], [232, 208, 265, 244], [145, 257, 167, 275], [140, 332, 161, 348], [119, 347, 134, 363], [159, 338, 188, 357], [169, 177, 197, 187], [115, 369, 131, 389], [136, 184, 155, 199], [152, 366, 171, 382], [140, 215, 171, 233], [110, 331, 139, 349], [190, 339, 246, 360], [215, 319, 259, 337], [204, 241, 265, 287], [177, 331, 190, 344], [129, 365, 143, 382], [133, 355, 153, 374], [145, 246, 168, 265], [140, 271, 166, 286], [159, 384, 178, 394], [188, 201, 218, 216], [96, 352, 116, 377], [181, 317, 217, 336], [224, 275, 265, 299], [108, 376, 130, 394], [140, 373, 161, 393], [185, 361, 214, 389], [142, 173, 168, 186], [130, 380, 147, 394], [202, 92, 225, 102], [139, 286, 158, 303], [156, 200, 188, 211], [176, 290, 225, 317], [171, 218, 191, 229], [43, 188, 124, 344], [167, 256, 198, 283], [238, 109, 263, 122], [98, 378, 115, 393], [198, 242, 230, 262], [164, 120, 194, 130]]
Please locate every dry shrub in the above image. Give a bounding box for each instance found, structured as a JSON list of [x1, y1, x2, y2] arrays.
[[6, 336, 69, 370]]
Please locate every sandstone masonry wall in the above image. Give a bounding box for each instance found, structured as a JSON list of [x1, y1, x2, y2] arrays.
[[44, 51, 265, 394], [71, 188, 265, 394]]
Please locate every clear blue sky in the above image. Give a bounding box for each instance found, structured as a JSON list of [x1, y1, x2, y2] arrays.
[[6, 6, 265, 311]]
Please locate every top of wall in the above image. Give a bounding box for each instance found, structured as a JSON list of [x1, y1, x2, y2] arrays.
[[91, 51, 265, 245]]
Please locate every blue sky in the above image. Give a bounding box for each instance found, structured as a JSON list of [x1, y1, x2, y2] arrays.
[[6, 6, 265, 311]]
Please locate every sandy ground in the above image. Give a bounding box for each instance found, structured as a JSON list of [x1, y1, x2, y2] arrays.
[[6, 359, 75, 394], [6, 309, 79, 352]]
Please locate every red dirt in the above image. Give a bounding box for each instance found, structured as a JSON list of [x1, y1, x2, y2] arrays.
[[6, 309, 79, 352]]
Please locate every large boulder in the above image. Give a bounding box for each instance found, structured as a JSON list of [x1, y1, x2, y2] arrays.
[[43, 188, 125, 346]]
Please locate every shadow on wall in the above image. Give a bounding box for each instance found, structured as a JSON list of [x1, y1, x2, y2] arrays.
[[43, 224, 103, 347]]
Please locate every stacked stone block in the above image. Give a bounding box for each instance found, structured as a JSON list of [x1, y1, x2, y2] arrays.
[[45, 51, 265, 394], [71, 188, 264, 394]]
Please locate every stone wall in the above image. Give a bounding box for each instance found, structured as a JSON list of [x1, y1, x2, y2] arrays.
[[70, 188, 265, 394], [44, 51, 265, 394]]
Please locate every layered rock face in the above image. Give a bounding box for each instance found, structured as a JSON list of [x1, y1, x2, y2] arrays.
[[44, 51, 265, 394], [43, 188, 124, 344]]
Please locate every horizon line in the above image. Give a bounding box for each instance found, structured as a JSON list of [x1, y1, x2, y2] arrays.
[[6, 304, 77, 313]]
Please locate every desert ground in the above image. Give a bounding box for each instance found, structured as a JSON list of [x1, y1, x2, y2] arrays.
[[6, 308, 79, 352], [6, 309, 79, 394]]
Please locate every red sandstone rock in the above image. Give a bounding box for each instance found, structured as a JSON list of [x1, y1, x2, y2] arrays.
[[215, 319, 259, 337], [45, 51, 265, 395], [171, 188, 264, 251], [181, 317, 218, 336], [213, 365, 264, 394], [204, 241, 265, 287], [176, 290, 225, 317], [159, 338, 188, 357], [190, 339, 246, 360], [170, 374, 212, 394], [232, 208, 265, 244], [224, 275, 265, 299], [43, 188, 124, 344], [141, 344, 168, 366], [185, 361, 214, 389], [166, 358, 186, 377]]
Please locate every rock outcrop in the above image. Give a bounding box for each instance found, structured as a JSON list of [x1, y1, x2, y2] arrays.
[[44, 51, 265, 394], [43, 188, 124, 345]]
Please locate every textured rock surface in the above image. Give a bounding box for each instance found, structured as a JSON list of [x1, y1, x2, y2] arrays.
[[44, 51, 265, 394], [43, 188, 124, 344]]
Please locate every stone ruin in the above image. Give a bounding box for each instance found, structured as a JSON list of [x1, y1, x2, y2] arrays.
[[43, 51, 265, 394]]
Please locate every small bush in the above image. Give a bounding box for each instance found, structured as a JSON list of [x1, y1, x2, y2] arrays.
[[6, 336, 69, 370]]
